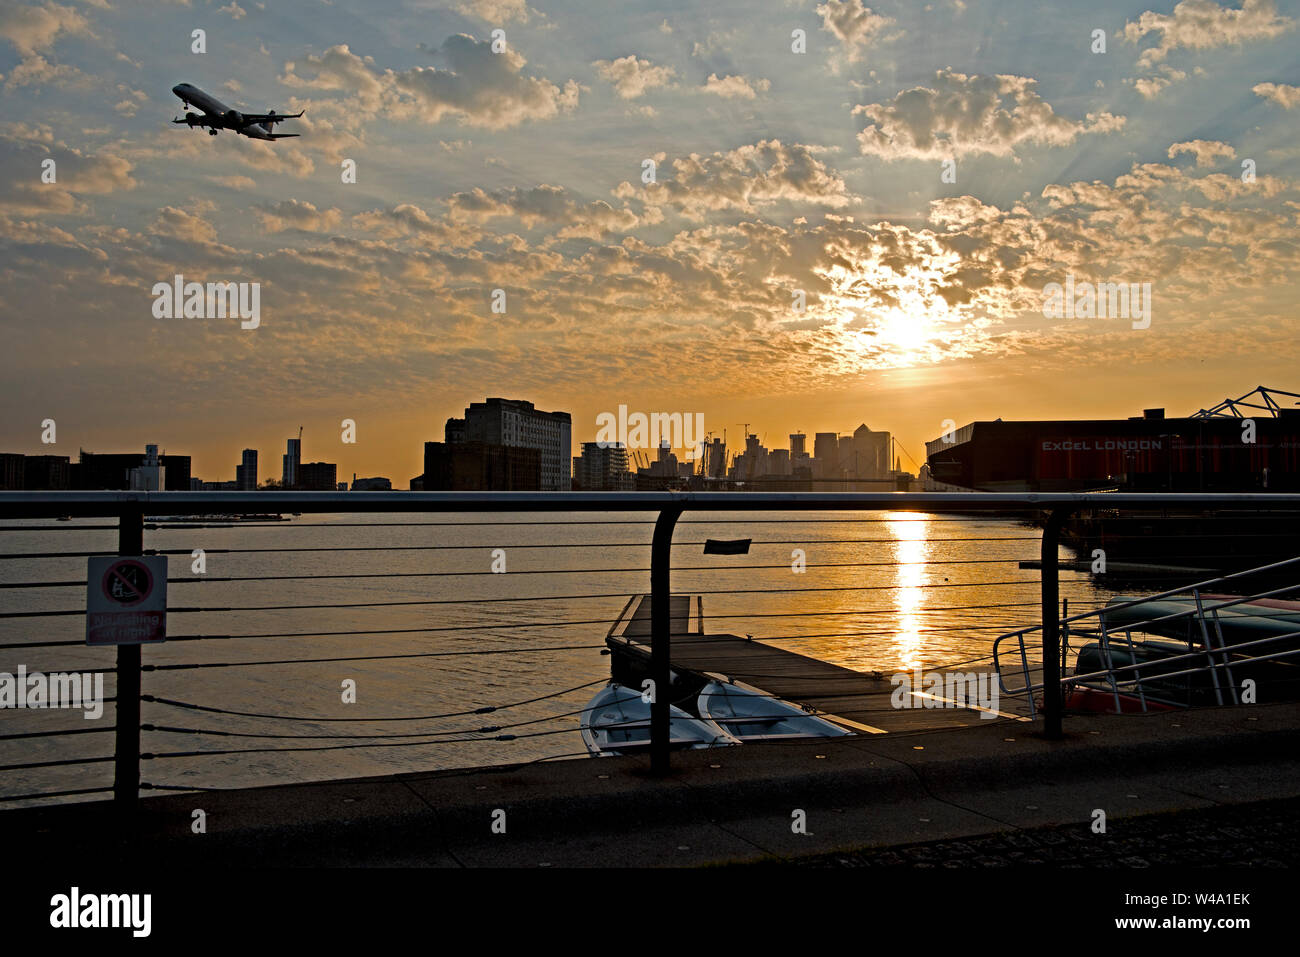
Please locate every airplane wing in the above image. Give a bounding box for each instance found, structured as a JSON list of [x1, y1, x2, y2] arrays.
[[240, 110, 305, 125], [173, 114, 217, 126]]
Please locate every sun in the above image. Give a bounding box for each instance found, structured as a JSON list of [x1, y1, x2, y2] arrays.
[[877, 304, 932, 355]]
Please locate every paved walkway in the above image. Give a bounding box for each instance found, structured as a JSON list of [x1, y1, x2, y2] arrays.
[[7, 702, 1300, 867], [782, 795, 1299, 867]]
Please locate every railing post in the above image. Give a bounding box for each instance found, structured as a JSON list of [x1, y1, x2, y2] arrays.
[[1040, 507, 1071, 739], [114, 506, 144, 815], [650, 505, 683, 775]]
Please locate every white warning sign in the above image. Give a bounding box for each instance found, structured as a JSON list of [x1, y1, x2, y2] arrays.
[[86, 556, 168, 645]]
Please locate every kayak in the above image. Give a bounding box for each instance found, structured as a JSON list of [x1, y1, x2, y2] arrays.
[[697, 679, 853, 741], [579, 682, 740, 757]]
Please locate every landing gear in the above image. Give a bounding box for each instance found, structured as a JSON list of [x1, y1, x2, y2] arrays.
[[208, 129, 219, 136]]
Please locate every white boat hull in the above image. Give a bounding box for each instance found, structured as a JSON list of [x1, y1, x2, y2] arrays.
[[580, 682, 740, 757], [697, 680, 853, 741]]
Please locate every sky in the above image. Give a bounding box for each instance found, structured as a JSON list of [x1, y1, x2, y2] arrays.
[[1, 0, 1298, 484]]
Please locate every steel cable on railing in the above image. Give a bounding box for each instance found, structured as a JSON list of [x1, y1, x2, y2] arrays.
[[0, 578, 1102, 618], [0, 726, 115, 741], [143, 691, 639, 740], [142, 676, 612, 723], [115, 517, 1051, 527], [0, 754, 115, 772], [0, 555, 1093, 587], [142, 722, 603, 759], [0, 786, 114, 804], [8, 527, 1280, 562], [135, 703, 769, 759], [0, 596, 1109, 651]]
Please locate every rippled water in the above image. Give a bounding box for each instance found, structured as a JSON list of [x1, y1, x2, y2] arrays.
[[0, 510, 1115, 805]]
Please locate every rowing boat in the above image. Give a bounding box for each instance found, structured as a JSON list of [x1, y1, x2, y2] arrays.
[[697, 679, 853, 741], [579, 681, 740, 757]]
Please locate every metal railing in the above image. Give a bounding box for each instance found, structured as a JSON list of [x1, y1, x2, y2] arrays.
[[995, 555, 1300, 714], [3, 489, 1299, 814]]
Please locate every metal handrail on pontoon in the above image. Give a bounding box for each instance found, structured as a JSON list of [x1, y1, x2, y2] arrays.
[[994, 556, 1300, 716]]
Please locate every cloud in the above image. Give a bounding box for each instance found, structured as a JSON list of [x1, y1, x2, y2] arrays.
[[0, 132, 134, 216], [593, 56, 676, 99], [392, 34, 580, 129], [284, 36, 581, 131], [150, 206, 219, 245], [218, 2, 246, 19], [455, 0, 535, 24], [351, 203, 485, 248], [1168, 139, 1235, 166], [2, 52, 89, 90], [281, 44, 387, 110], [289, 109, 365, 164], [1128, 62, 1190, 98], [817, 0, 894, 62], [854, 69, 1125, 160], [447, 184, 570, 224], [207, 174, 257, 190], [255, 199, 342, 233], [443, 184, 641, 240], [237, 140, 315, 178], [0, 2, 90, 57], [1, 149, 1297, 434], [1253, 81, 1300, 107], [619, 139, 855, 220], [701, 73, 770, 99], [1123, 0, 1293, 69], [1, 4, 1297, 438]]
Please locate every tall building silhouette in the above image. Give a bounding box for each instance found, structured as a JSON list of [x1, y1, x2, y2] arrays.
[[573, 441, 632, 491], [455, 398, 572, 491], [282, 438, 300, 488], [236, 448, 258, 490]]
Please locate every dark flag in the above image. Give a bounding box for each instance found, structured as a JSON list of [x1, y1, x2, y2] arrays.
[[703, 538, 751, 555]]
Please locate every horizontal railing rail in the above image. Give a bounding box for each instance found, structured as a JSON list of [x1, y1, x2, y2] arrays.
[[7, 489, 1300, 519]]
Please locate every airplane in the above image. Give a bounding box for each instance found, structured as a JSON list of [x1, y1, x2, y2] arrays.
[[171, 82, 302, 140]]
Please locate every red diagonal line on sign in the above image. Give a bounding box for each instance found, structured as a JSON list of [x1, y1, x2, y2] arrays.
[[109, 565, 144, 601]]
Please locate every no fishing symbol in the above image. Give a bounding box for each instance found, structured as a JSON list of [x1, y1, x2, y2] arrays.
[[86, 556, 168, 645]]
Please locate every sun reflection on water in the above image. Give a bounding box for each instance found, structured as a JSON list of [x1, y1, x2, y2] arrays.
[[884, 510, 930, 669]]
